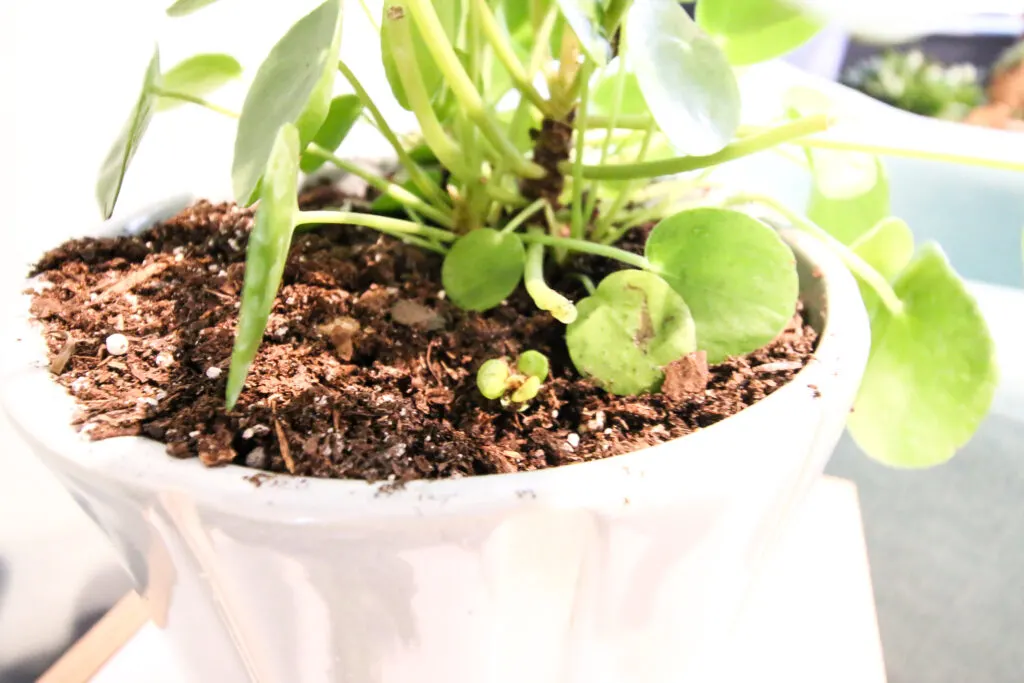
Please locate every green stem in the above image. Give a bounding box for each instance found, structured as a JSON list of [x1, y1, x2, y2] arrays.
[[601, 0, 631, 33], [501, 198, 546, 234], [585, 54, 630, 224], [357, 0, 380, 30], [337, 61, 450, 210], [524, 229, 578, 323], [401, 0, 545, 179], [152, 88, 239, 118], [303, 146, 453, 228], [573, 115, 832, 180], [520, 231, 650, 270], [583, 114, 652, 130], [593, 122, 657, 241], [572, 273, 597, 295], [789, 136, 1024, 173], [570, 61, 595, 240], [726, 193, 905, 316], [296, 210, 457, 244], [472, 0, 553, 116]]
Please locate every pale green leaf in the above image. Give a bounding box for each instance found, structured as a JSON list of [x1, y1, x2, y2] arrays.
[[645, 208, 799, 363], [158, 53, 242, 111], [848, 245, 998, 468], [227, 124, 302, 409], [232, 0, 343, 204], [299, 95, 363, 173], [807, 152, 890, 245], [442, 230, 526, 311], [696, 0, 821, 66], [166, 0, 221, 17], [851, 216, 915, 283], [566, 270, 697, 395], [626, 0, 741, 156], [96, 48, 161, 219]]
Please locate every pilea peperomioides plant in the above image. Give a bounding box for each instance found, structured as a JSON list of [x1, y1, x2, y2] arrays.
[[100, 0, 1005, 468]]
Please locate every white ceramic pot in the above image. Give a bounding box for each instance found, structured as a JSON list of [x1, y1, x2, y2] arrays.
[[1, 199, 870, 683]]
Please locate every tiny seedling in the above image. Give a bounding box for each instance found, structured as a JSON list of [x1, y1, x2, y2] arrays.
[[477, 350, 551, 408], [97, 0, 1013, 468]]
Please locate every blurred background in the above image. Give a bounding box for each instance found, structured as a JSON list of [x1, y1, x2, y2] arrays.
[[1, 1, 1023, 681]]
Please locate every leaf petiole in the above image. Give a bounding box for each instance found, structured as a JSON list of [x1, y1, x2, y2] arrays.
[[471, 0, 553, 116], [152, 87, 239, 118], [570, 61, 595, 241], [573, 115, 832, 180], [519, 231, 650, 270], [502, 198, 547, 234], [296, 210, 456, 244], [524, 230, 578, 323]]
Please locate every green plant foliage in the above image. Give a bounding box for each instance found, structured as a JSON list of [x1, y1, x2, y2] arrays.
[[299, 95, 363, 173], [807, 152, 891, 246], [848, 245, 997, 467], [232, 0, 343, 205], [626, 0, 741, 156], [381, 0, 461, 115], [517, 350, 550, 381], [157, 53, 242, 111], [442, 229, 526, 311], [96, 48, 161, 219], [645, 208, 799, 363], [554, 0, 610, 66], [850, 217, 915, 283], [227, 124, 301, 408], [477, 358, 511, 399], [567, 270, 697, 395], [370, 167, 443, 214], [166, 0, 221, 17], [590, 59, 647, 117], [695, 0, 821, 66]]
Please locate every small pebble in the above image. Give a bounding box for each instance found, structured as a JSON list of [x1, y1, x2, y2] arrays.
[[205, 366, 222, 379], [242, 428, 255, 440], [155, 352, 174, 368], [566, 433, 581, 448], [245, 447, 268, 469], [105, 333, 129, 356], [551, 409, 559, 418]]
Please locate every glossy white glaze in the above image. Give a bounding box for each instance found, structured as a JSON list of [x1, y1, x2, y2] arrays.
[[1, 208, 870, 683]]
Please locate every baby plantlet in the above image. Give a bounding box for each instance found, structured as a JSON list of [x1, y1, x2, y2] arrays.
[[99, 0, 1015, 469], [476, 351, 551, 407]]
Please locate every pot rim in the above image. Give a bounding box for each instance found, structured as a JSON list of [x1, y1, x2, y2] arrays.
[[1, 196, 870, 521]]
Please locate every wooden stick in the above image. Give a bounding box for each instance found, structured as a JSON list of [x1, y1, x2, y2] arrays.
[[38, 592, 149, 683]]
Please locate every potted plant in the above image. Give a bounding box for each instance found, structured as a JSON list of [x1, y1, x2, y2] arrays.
[[1, 0, 1004, 681]]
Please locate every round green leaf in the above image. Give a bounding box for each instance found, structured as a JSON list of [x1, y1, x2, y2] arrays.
[[227, 124, 302, 409], [299, 95, 363, 173], [157, 53, 242, 111], [848, 245, 997, 468], [566, 270, 697, 395], [232, 0, 343, 205], [807, 152, 890, 245], [442, 230, 526, 311], [645, 208, 799, 363], [695, 0, 822, 66], [477, 358, 511, 399], [554, 0, 610, 66], [96, 48, 161, 219], [851, 217, 915, 283], [166, 0, 221, 17], [626, 0, 741, 156], [517, 350, 550, 381]]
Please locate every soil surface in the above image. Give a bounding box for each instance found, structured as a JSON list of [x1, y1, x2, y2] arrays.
[[27, 184, 818, 483]]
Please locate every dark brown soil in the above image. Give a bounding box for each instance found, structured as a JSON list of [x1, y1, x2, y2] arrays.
[[26, 185, 818, 483]]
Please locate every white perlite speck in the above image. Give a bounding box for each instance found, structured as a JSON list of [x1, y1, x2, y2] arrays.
[[205, 366, 222, 379], [566, 433, 581, 448], [105, 333, 129, 356]]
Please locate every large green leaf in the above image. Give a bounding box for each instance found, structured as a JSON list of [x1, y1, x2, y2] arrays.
[[626, 0, 741, 156], [166, 0, 221, 17], [442, 229, 526, 311], [807, 151, 890, 245], [695, 0, 822, 66], [645, 208, 799, 363], [848, 245, 997, 468], [232, 0, 343, 205], [850, 216, 915, 318], [566, 270, 697, 395], [157, 53, 242, 111], [96, 48, 161, 219], [299, 95, 363, 173], [227, 124, 302, 409]]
